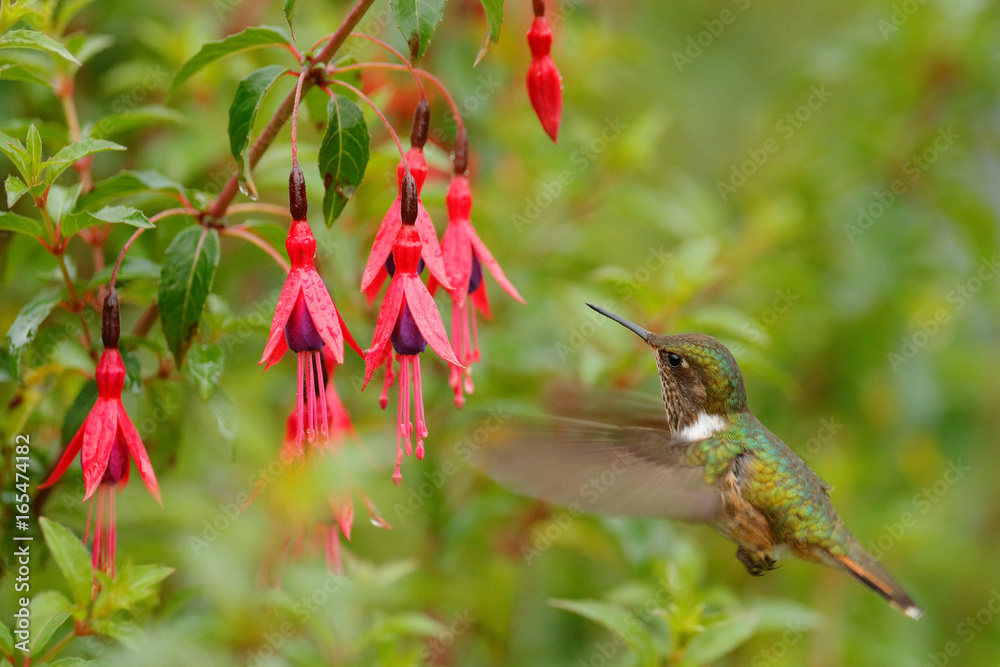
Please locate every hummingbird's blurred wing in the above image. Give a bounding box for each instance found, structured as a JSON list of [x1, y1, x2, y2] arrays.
[[475, 417, 723, 523]]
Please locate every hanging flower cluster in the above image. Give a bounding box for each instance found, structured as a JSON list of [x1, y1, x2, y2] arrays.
[[39, 289, 162, 593], [526, 0, 564, 142]]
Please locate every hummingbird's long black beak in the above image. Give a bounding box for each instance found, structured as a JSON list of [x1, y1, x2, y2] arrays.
[[586, 303, 651, 342]]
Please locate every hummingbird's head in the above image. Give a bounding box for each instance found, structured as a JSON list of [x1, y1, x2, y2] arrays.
[[588, 304, 749, 432]]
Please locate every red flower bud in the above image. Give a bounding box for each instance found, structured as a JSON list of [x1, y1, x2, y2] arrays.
[[526, 16, 563, 143], [289, 164, 308, 220]]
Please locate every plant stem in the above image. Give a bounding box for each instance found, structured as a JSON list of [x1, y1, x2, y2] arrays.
[[37, 629, 76, 665], [206, 0, 377, 221], [223, 226, 291, 272]]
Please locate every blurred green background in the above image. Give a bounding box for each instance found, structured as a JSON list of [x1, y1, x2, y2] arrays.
[[3, 0, 1000, 664]]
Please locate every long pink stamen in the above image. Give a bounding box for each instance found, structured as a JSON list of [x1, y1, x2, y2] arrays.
[[400, 355, 412, 456], [393, 363, 404, 486], [295, 352, 306, 450], [314, 351, 329, 443], [380, 355, 395, 410], [414, 354, 427, 457], [306, 351, 317, 443]]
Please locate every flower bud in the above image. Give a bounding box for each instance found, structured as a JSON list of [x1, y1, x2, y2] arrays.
[[453, 126, 468, 175], [289, 164, 308, 220], [401, 172, 419, 226], [410, 97, 430, 149], [102, 289, 120, 349], [527, 16, 563, 142]]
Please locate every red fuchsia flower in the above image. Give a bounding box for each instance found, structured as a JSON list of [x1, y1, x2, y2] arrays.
[[429, 133, 525, 407], [39, 289, 161, 588], [260, 165, 362, 449], [363, 172, 460, 485], [526, 1, 563, 143], [359, 98, 451, 305]]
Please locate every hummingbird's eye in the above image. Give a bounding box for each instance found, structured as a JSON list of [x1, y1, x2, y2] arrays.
[[666, 352, 683, 368]]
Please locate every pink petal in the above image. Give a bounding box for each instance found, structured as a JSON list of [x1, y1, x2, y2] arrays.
[[338, 309, 364, 359], [82, 400, 118, 501], [416, 206, 452, 291], [360, 199, 402, 292], [301, 271, 345, 364], [261, 334, 289, 372], [117, 404, 162, 505], [259, 271, 303, 367], [472, 279, 493, 320], [441, 222, 472, 307], [37, 426, 85, 489], [363, 278, 405, 387], [363, 266, 388, 306], [468, 226, 525, 303], [403, 276, 460, 366]]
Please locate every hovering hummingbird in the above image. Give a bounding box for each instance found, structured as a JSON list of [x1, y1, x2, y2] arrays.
[[478, 303, 922, 619]]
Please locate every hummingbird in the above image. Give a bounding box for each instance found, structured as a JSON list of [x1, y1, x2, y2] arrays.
[[478, 303, 922, 620]]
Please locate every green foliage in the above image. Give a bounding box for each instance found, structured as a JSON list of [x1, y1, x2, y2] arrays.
[[319, 94, 370, 226], [169, 25, 291, 95], [228, 65, 289, 201], [389, 0, 447, 63], [157, 226, 220, 366]]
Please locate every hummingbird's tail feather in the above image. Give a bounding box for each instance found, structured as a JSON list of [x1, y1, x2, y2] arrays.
[[833, 546, 923, 620]]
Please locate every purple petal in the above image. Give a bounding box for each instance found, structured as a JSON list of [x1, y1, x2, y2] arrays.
[[391, 304, 427, 355], [285, 294, 325, 352]]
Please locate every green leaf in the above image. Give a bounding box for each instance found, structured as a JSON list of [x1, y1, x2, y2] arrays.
[[70, 33, 114, 65], [158, 226, 221, 366], [86, 105, 185, 140], [46, 183, 83, 225], [318, 94, 369, 227], [550, 598, 658, 667], [186, 342, 225, 401], [28, 591, 74, 654], [0, 211, 43, 237], [88, 256, 162, 288], [0, 132, 30, 180], [43, 138, 125, 186], [61, 205, 154, 237], [684, 613, 760, 664], [0, 619, 13, 656], [0, 30, 81, 66], [389, 0, 448, 63], [5, 174, 29, 207], [0, 63, 53, 87], [474, 0, 504, 65], [170, 25, 292, 95], [93, 562, 173, 617], [6, 287, 63, 375], [228, 65, 289, 201], [283, 0, 298, 38], [26, 125, 42, 176], [40, 517, 94, 608], [77, 169, 186, 210]]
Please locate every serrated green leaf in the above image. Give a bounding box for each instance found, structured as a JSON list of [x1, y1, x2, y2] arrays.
[[283, 0, 298, 38], [77, 169, 186, 210], [28, 590, 74, 654], [61, 380, 98, 444], [86, 105, 185, 140], [26, 125, 42, 176], [474, 0, 504, 65], [186, 342, 225, 400], [0, 619, 13, 656], [43, 138, 125, 186], [550, 598, 658, 667], [6, 287, 62, 375], [0, 30, 81, 66], [0, 131, 30, 181], [62, 205, 153, 237], [5, 174, 29, 207], [684, 613, 760, 664], [158, 226, 220, 366], [389, 0, 447, 63], [40, 517, 95, 608], [228, 65, 289, 201], [319, 94, 369, 227], [47, 183, 83, 225], [170, 25, 291, 95]]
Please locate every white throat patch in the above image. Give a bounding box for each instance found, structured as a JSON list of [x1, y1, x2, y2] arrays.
[[676, 412, 728, 442]]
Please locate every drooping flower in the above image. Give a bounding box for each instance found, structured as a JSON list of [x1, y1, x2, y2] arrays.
[[359, 98, 451, 304], [526, 2, 563, 143], [364, 172, 460, 485], [429, 132, 525, 406], [39, 289, 161, 589], [260, 165, 362, 448]]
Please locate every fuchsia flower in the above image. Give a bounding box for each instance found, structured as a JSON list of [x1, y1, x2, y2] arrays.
[[260, 165, 362, 448], [526, 2, 563, 143], [429, 133, 524, 406], [39, 290, 161, 588], [363, 172, 460, 485], [360, 98, 451, 304]]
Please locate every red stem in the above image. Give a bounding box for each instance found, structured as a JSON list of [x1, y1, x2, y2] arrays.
[[327, 80, 406, 163], [347, 32, 426, 99]]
